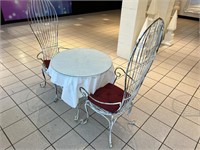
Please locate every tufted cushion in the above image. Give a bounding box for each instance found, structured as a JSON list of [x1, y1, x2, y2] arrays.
[[89, 83, 124, 113], [43, 60, 50, 69]]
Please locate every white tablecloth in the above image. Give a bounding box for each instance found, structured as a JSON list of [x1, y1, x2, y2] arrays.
[[47, 48, 115, 108]]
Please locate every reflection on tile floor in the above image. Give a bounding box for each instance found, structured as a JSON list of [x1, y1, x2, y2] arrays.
[[0, 10, 200, 150]]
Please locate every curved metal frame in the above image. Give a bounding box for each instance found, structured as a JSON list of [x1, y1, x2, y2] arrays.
[[27, 0, 68, 101], [80, 18, 164, 148]]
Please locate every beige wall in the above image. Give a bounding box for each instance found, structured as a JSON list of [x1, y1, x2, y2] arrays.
[[178, 0, 199, 18]]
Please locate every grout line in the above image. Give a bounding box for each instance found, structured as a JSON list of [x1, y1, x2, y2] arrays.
[[0, 125, 16, 150]]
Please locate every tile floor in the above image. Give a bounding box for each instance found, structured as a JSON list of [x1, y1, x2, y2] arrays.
[[0, 10, 200, 150]]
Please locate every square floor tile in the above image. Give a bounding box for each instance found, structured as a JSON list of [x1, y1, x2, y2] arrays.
[[174, 117, 200, 142], [5, 146, 15, 150], [153, 83, 173, 96], [153, 66, 170, 75], [39, 89, 58, 105], [113, 117, 138, 143], [30, 83, 53, 96], [122, 145, 134, 150], [0, 69, 12, 79], [22, 76, 43, 87], [169, 89, 192, 105], [0, 87, 8, 100], [0, 96, 16, 113], [24, 60, 41, 69], [123, 106, 150, 128], [166, 71, 184, 81], [0, 75, 19, 87], [19, 97, 46, 115], [142, 117, 171, 142], [134, 97, 159, 115], [189, 97, 200, 110], [143, 77, 157, 88], [182, 106, 200, 126], [3, 81, 27, 95], [164, 129, 196, 150], [91, 112, 109, 128], [84, 145, 95, 150], [4, 117, 36, 144], [194, 89, 200, 99], [0, 106, 25, 128], [11, 89, 36, 104], [160, 76, 179, 88], [61, 109, 84, 128], [45, 146, 55, 150], [91, 130, 125, 149], [0, 130, 11, 150], [187, 72, 200, 81], [172, 67, 189, 76], [29, 106, 58, 128], [147, 71, 163, 81], [53, 130, 88, 150], [9, 65, 27, 74], [13, 130, 50, 150], [159, 144, 172, 150], [138, 85, 149, 95], [153, 106, 179, 127], [182, 77, 200, 88], [4, 60, 21, 68], [176, 83, 196, 96], [15, 69, 35, 80], [40, 117, 71, 143], [144, 89, 167, 104], [75, 117, 105, 143], [49, 100, 71, 115], [128, 129, 161, 150]]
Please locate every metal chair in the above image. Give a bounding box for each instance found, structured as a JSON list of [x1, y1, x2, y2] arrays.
[[27, 0, 66, 100], [79, 18, 164, 148]]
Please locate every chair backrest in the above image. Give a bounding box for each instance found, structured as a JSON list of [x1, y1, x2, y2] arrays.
[[27, 0, 58, 61], [120, 18, 164, 110]]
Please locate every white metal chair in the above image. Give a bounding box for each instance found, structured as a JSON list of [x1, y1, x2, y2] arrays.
[[80, 18, 164, 147], [27, 0, 67, 100]]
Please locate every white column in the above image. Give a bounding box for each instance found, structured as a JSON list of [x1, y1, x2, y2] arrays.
[[117, 0, 148, 59], [157, 0, 175, 32]]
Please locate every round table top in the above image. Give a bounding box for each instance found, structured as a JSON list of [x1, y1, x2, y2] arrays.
[[51, 48, 113, 77]]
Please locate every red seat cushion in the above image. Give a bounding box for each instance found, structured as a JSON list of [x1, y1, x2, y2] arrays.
[[89, 83, 124, 113], [43, 60, 50, 69]]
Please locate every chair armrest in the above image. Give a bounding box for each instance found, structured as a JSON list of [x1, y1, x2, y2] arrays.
[[113, 67, 133, 84], [79, 87, 89, 98], [58, 47, 70, 52], [36, 51, 43, 62], [89, 96, 121, 106], [79, 87, 121, 106]]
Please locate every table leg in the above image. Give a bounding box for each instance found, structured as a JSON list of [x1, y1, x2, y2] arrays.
[[54, 84, 60, 102], [74, 97, 86, 121]]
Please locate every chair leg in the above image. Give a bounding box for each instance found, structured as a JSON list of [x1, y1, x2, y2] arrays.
[[108, 116, 117, 148], [40, 68, 47, 88], [74, 102, 80, 121], [81, 100, 89, 124]]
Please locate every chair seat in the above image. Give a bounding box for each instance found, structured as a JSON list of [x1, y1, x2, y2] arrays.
[[43, 60, 50, 69], [89, 83, 124, 113]]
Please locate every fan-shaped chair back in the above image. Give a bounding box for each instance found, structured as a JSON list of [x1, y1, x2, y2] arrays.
[[120, 18, 164, 111], [27, 0, 58, 61]]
